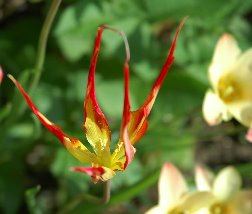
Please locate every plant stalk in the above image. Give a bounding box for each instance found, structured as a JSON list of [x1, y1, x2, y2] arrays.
[[1, 0, 62, 137]]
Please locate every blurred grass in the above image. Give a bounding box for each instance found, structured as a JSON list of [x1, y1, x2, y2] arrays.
[[1, 0, 252, 213]]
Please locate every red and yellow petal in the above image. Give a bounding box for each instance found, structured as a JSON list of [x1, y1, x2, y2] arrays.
[[111, 141, 126, 171], [113, 19, 186, 170], [116, 62, 135, 169], [71, 166, 115, 183], [127, 18, 186, 145], [106, 30, 135, 170], [8, 75, 95, 163], [119, 31, 136, 169], [84, 26, 112, 160], [85, 25, 136, 170]]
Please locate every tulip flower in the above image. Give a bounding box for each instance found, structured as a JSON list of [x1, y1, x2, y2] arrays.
[[202, 33, 252, 142], [195, 165, 252, 214], [146, 163, 214, 214], [8, 19, 185, 183]]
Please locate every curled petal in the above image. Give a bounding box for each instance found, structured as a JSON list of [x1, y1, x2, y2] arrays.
[[195, 165, 214, 191], [202, 90, 231, 125], [128, 18, 186, 145], [120, 61, 135, 169], [71, 166, 115, 183], [213, 166, 241, 202], [107, 27, 136, 170], [209, 33, 241, 89], [110, 63, 134, 171], [158, 163, 188, 210], [8, 75, 95, 163], [84, 26, 112, 159]]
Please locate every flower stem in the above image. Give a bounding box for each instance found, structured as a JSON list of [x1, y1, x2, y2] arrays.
[[59, 181, 111, 214], [102, 180, 111, 204], [31, 0, 62, 90], [0, 0, 61, 136]]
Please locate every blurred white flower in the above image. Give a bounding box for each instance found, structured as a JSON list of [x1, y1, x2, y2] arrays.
[[146, 163, 214, 214], [195, 165, 252, 214], [202, 33, 252, 142]]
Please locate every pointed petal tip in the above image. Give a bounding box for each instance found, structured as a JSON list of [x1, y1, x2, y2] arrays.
[[125, 18, 187, 152], [209, 33, 241, 89], [195, 164, 210, 176], [163, 162, 176, 170], [181, 16, 189, 26], [195, 164, 213, 191], [101, 25, 130, 63], [8, 74, 21, 88], [246, 128, 252, 143], [7, 74, 15, 83], [215, 33, 237, 51], [158, 162, 188, 209], [195, 164, 203, 174], [220, 33, 234, 42]]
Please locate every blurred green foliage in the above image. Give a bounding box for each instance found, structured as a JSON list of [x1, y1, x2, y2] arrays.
[[1, 0, 252, 213]]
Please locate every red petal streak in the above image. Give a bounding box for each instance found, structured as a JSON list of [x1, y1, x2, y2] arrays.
[[128, 18, 186, 145], [104, 27, 135, 169], [71, 166, 104, 183], [8, 75, 77, 145], [102, 26, 135, 169], [0, 66, 3, 85], [121, 62, 135, 169], [84, 25, 135, 169], [84, 26, 111, 145]]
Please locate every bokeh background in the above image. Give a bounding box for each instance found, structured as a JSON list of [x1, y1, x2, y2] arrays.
[[1, 0, 252, 213]]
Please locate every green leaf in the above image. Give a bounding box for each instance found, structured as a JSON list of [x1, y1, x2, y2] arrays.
[[145, 0, 244, 23], [110, 159, 144, 191], [50, 148, 90, 194], [54, 0, 145, 62], [54, 2, 113, 61], [25, 186, 42, 214]]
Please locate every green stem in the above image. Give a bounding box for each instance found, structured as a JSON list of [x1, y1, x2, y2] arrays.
[[59, 181, 111, 214], [30, 0, 62, 91], [0, 0, 61, 136], [60, 169, 160, 213], [103, 180, 111, 204]]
